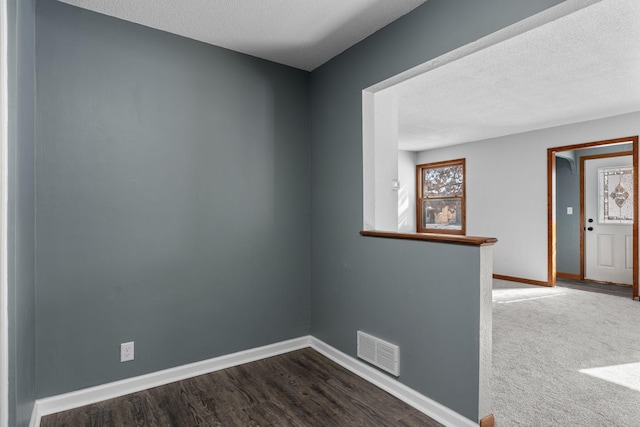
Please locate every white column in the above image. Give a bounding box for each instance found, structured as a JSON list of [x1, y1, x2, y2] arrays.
[[373, 89, 398, 231]]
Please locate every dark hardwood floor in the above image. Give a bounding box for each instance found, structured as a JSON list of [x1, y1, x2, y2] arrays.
[[41, 348, 444, 427], [556, 277, 634, 298]]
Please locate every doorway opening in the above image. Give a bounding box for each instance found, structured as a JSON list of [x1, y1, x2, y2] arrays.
[[548, 136, 639, 300]]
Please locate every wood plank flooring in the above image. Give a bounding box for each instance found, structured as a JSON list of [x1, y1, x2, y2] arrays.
[[41, 348, 444, 427], [556, 277, 633, 298]]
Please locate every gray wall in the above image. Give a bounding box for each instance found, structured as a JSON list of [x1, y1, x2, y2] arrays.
[[11, 0, 581, 423], [556, 144, 633, 275], [7, 0, 37, 425], [309, 0, 564, 420], [556, 157, 580, 274], [35, 0, 310, 397]]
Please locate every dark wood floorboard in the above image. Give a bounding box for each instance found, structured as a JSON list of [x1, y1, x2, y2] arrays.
[[556, 278, 634, 298], [41, 348, 444, 427]]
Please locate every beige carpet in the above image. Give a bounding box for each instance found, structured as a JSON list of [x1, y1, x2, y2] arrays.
[[492, 279, 640, 426]]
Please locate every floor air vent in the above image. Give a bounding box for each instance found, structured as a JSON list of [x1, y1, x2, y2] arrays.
[[357, 331, 400, 376]]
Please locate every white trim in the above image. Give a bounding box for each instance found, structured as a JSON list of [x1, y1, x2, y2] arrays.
[[30, 336, 312, 427], [0, 0, 9, 424], [28, 404, 38, 427], [30, 336, 477, 427], [309, 337, 477, 427]]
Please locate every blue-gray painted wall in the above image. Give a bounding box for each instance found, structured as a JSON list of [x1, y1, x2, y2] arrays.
[[7, 0, 37, 425], [309, 0, 563, 420], [7, 0, 574, 424], [35, 0, 311, 398], [556, 157, 581, 274]]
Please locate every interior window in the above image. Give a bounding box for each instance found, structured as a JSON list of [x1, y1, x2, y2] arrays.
[[416, 158, 465, 235]]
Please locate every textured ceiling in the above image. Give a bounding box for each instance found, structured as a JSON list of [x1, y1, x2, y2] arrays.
[[58, 0, 426, 71], [393, 0, 640, 151]]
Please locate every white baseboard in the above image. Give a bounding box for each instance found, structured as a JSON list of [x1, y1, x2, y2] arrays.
[[31, 335, 477, 427], [309, 337, 477, 427], [30, 336, 312, 427]]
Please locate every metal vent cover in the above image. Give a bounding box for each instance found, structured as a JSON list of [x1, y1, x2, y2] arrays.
[[357, 331, 400, 376]]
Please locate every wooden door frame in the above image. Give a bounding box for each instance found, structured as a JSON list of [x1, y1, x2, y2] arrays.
[[547, 136, 639, 300]]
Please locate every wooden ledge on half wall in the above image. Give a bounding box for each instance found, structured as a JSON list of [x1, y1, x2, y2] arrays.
[[480, 413, 495, 427], [360, 230, 498, 247]]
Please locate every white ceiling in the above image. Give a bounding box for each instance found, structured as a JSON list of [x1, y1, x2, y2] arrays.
[[58, 0, 426, 71], [393, 0, 640, 151]]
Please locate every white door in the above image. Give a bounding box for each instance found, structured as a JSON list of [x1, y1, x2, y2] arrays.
[[584, 155, 633, 285]]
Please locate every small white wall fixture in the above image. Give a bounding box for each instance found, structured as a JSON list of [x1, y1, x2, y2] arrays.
[[397, 150, 417, 232]]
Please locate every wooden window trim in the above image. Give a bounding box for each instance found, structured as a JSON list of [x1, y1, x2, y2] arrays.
[[416, 158, 466, 235]]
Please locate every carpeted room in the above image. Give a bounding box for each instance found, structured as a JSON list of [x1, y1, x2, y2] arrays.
[[493, 279, 640, 425]]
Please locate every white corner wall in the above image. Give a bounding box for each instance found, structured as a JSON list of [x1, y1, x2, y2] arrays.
[[398, 150, 416, 232], [363, 89, 400, 231], [417, 111, 640, 282]]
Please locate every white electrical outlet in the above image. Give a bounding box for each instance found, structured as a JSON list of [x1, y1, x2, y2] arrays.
[[120, 341, 134, 362]]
